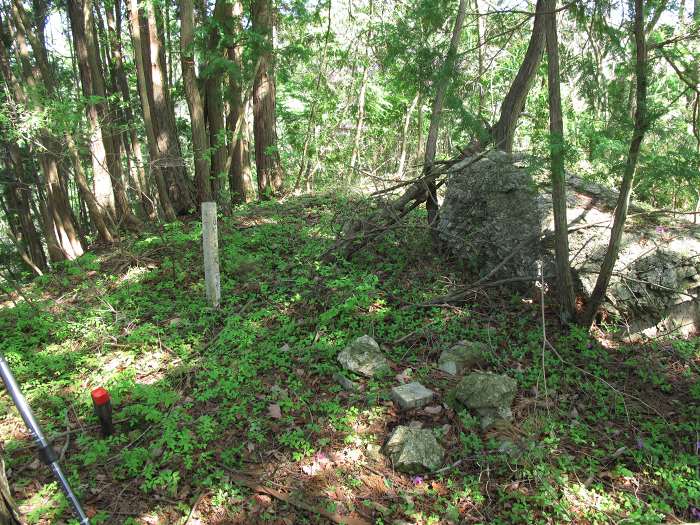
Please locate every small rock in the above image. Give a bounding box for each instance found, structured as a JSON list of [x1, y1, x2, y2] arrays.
[[333, 372, 362, 393], [438, 341, 488, 375], [280, 343, 291, 352], [391, 381, 435, 410], [365, 443, 382, 462], [453, 371, 517, 429], [337, 335, 391, 377], [267, 403, 282, 419], [408, 420, 423, 429], [424, 405, 443, 415], [383, 426, 444, 473]]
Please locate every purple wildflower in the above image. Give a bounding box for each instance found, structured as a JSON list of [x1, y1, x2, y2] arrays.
[[690, 507, 700, 520], [411, 475, 424, 485], [635, 435, 644, 450], [655, 226, 668, 234]]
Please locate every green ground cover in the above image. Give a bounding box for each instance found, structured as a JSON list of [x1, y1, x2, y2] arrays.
[[1, 195, 698, 524]]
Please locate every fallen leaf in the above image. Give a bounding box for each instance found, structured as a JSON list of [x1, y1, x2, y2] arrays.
[[268, 403, 282, 419], [254, 494, 273, 507]]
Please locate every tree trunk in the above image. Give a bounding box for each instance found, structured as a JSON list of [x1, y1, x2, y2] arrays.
[[491, 0, 546, 152], [544, 0, 576, 322], [67, 0, 118, 221], [416, 94, 424, 166], [65, 134, 117, 242], [295, 0, 332, 190], [3, 6, 84, 260], [252, 0, 283, 198], [474, 0, 485, 118], [106, 0, 156, 220], [127, 0, 177, 221], [349, 64, 369, 178], [3, 143, 48, 273], [15, 0, 115, 243], [67, 0, 141, 233], [83, 0, 143, 231], [582, 0, 648, 327], [204, 0, 229, 203], [424, 0, 468, 238], [180, 0, 212, 204], [0, 456, 20, 525], [145, 0, 196, 213], [396, 93, 419, 178], [224, 0, 254, 205]]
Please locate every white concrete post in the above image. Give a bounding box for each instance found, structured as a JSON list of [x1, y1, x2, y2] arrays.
[[201, 202, 221, 307]]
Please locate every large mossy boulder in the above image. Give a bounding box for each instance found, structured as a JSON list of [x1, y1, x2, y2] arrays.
[[438, 151, 700, 338], [454, 372, 517, 429]]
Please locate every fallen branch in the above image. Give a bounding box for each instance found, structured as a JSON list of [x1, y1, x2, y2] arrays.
[[325, 148, 492, 260], [417, 275, 549, 307]]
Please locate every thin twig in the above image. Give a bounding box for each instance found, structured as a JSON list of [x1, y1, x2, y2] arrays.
[[183, 491, 207, 525]]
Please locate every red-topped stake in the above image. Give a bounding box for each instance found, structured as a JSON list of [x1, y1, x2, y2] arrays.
[[91, 387, 114, 437], [91, 387, 110, 406]]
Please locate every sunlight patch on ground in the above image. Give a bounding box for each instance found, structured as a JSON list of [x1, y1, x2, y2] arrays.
[[118, 265, 152, 284]]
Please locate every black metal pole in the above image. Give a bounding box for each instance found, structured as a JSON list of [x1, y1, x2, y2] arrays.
[[0, 354, 90, 525]]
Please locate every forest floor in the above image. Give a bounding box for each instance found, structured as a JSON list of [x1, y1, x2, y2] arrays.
[[0, 194, 698, 525]]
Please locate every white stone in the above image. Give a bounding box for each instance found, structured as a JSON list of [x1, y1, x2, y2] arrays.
[[391, 381, 435, 410]]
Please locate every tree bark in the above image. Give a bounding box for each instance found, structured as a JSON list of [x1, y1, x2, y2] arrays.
[[3, 143, 48, 273], [0, 456, 20, 525], [67, 0, 117, 221], [3, 7, 84, 260], [252, 0, 283, 197], [424, 0, 468, 239], [295, 0, 332, 191], [223, 0, 254, 205], [106, 0, 156, 220], [145, 0, 196, 213], [544, 0, 576, 322], [70, 0, 142, 233], [582, 0, 648, 326], [349, 64, 369, 177], [474, 0, 485, 118], [396, 93, 419, 178], [204, 0, 229, 203], [491, 0, 546, 152], [127, 0, 177, 221], [180, 0, 212, 204], [13, 0, 115, 243]]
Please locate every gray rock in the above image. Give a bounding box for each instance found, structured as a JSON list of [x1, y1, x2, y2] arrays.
[[365, 443, 383, 462], [438, 152, 700, 338], [438, 340, 488, 375], [337, 335, 390, 377], [391, 381, 435, 410], [383, 426, 444, 473], [454, 372, 517, 429]]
